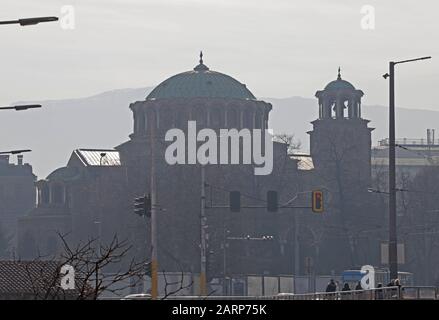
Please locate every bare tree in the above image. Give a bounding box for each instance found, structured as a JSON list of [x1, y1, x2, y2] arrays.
[[273, 133, 302, 156], [21, 232, 149, 300], [18, 232, 201, 299], [160, 270, 194, 299]]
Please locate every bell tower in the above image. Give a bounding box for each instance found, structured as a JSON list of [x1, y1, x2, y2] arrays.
[[308, 68, 373, 187]]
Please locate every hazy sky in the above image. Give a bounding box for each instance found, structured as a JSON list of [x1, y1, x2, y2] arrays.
[[1, 0, 438, 109]]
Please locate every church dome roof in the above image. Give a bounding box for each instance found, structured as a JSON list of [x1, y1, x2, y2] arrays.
[[325, 79, 355, 91], [46, 166, 81, 181], [146, 52, 256, 100], [324, 68, 356, 91]]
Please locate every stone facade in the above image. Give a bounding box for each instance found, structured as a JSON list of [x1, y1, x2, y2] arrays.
[[0, 154, 36, 257], [17, 61, 386, 283]]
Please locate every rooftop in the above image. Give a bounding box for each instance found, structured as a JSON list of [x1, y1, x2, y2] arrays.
[[146, 52, 256, 101], [324, 68, 356, 91], [74, 149, 121, 167]]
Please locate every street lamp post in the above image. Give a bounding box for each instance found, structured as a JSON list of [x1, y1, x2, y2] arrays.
[[0, 104, 41, 111], [0, 149, 31, 155], [383, 56, 431, 280], [0, 16, 58, 26], [200, 165, 207, 296], [0, 15, 58, 111]]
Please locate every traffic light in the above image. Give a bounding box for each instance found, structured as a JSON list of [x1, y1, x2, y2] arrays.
[[134, 194, 152, 217], [206, 250, 215, 282], [230, 191, 241, 212], [312, 190, 324, 213], [267, 190, 278, 212]]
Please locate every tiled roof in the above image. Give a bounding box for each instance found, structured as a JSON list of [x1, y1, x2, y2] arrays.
[[75, 149, 121, 167], [0, 261, 85, 299], [0, 260, 60, 294], [146, 61, 256, 100]]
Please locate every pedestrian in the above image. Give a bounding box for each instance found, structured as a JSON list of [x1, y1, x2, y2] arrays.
[[375, 283, 383, 300], [342, 283, 351, 291], [325, 279, 337, 300], [326, 279, 337, 292], [393, 278, 402, 298], [387, 279, 395, 287], [387, 279, 400, 299], [340, 282, 351, 300], [355, 281, 362, 290]]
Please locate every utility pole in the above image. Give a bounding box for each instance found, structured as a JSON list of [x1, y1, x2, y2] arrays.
[[384, 56, 431, 280], [222, 223, 229, 296], [0, 16, 58, 26], [388, 61, 398, 281], [293, 209, 300, 286], [150, 116, 158, 299], [200, 165, 207, 296]]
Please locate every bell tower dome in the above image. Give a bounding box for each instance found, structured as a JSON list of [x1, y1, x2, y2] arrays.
[[315, 67, 364, 120], [308, 68, 373, 187]]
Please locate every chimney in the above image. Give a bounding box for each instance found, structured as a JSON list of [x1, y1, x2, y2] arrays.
[[17, 154, 23, 165]]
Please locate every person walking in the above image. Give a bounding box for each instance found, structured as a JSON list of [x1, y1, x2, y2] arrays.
[[342, 283, 351, 291], [375, 283, 384, 300], [340, 282, 351, 300], [326, 279, 337, 300], [326, 279, 337, 292], [387, 279, 395, 287]]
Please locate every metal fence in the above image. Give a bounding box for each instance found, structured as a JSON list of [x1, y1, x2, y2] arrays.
[[275, 287, 401, 300], [400, 286, 437, 300], [163, 286, 437, 300]]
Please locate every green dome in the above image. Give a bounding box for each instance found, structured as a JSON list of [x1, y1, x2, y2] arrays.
[[324, 68, 355, 91], [324, 79, 356, 91], [146, 55, 256, 100]]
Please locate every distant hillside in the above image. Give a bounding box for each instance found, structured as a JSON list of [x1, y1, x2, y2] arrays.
[[4, 88, 438, 178]]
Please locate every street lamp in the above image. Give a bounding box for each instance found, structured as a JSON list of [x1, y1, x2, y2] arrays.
[[0, 149, 31, 155], [384, 56, 432, 280], [0, 16, 58, 26], [0, 104, 42, 111]]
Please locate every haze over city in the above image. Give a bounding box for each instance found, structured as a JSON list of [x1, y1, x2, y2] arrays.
[[1, 0, 438, 108], [0, 0, 438, 305]]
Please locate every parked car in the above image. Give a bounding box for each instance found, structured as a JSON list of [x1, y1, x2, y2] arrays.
[[121, 293, 152, 300]]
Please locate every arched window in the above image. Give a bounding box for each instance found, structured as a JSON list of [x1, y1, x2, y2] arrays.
[[195, 107, 206, 127], [228, 109, 238, 128], [211, 108, 222, 128], [162, 108, 174, 129], [174, 109, 187, 129], [40, 183, 50, 204], [254, 112, 262, 129], [243, 109, 253, 129]]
